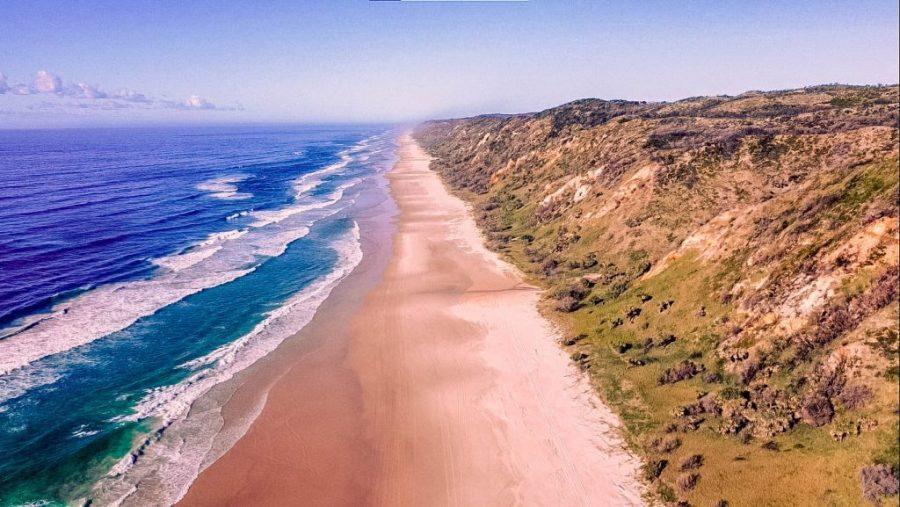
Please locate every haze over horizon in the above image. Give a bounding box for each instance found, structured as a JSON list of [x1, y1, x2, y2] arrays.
[[1, 0, 898, 128]]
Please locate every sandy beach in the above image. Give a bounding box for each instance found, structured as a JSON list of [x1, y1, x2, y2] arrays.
[[179, 134, 643, 506]]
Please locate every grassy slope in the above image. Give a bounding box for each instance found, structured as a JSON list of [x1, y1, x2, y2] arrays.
[[415, 85, 900, 506]]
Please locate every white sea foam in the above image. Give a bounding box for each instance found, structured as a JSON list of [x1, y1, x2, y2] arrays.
[[0, 267, 254, 378], [151, 246, 221, 272], [252, 226, 312, 257], [291, 150, 353, 197], [0, 135, 381, 378], [200, 229, 250, 245], [0, 311, 48, 340], [196, 175, 252, 200], [237, 149, 357, 229], [91, 223, 364, 505], [120, 223, 360, 426], [225, 210, 250, 221], [151, 230, 249, 272], [0, 367, 63, 405], [250, 177, 361, 228], [72, 425, 101, 439]]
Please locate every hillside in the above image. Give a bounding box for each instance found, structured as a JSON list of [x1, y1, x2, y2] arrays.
[[414, 85, 900, 506]]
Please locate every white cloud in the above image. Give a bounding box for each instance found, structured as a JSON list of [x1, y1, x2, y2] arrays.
[[159, 95, 226, 110], [1, 69, 238, 115], [111, 88, 151, 103], [11, 84, 32, 95], [75, 100, 132, 110], [183, 95, 216, 109], [69, 82, 107, 99], [33, 70, 63, 94]]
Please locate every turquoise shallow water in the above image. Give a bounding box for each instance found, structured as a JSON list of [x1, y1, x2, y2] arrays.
[[0, 126, 395, 505]]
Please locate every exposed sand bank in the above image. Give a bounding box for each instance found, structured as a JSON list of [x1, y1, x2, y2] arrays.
[[179, 134, 643, 506]]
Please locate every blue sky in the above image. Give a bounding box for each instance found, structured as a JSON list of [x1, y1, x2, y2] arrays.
[[1, 0, 898, 127]]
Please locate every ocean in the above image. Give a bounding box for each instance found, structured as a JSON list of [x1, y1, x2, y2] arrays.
[[0, 125, 396, 505]]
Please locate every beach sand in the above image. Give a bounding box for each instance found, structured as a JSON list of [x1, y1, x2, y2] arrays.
[[179, 134, 643, 506]]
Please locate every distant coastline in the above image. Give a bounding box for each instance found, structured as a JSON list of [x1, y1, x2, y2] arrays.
[[178, 134, 644, 505]]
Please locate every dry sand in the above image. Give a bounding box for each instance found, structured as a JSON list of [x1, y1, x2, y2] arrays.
[[179, 134, 643, 506]]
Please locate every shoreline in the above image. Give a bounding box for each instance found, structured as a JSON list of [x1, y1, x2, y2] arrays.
[[179, 134, 644, 505], [88, 137, 397, 506]]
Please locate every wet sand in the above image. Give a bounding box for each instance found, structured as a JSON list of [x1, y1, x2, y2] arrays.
[[179, 134, 643, 506]]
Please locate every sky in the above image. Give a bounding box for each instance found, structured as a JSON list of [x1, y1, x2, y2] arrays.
[[1, 0, 898, 128]]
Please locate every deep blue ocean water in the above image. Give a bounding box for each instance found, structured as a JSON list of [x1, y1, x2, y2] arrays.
[[0, 125, 394, 505]]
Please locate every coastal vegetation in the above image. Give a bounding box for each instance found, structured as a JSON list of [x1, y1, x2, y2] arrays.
[[415, 84, 900, 506]]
